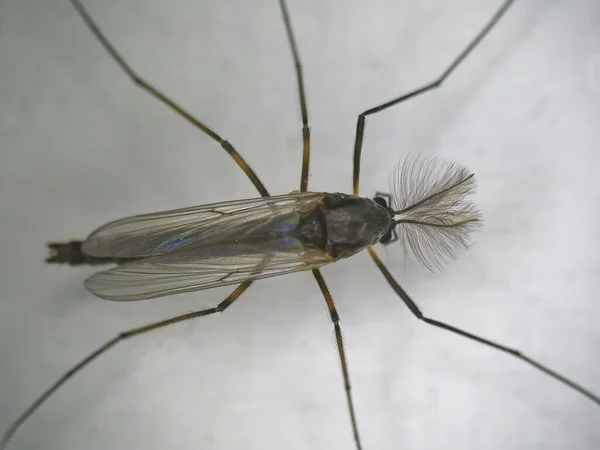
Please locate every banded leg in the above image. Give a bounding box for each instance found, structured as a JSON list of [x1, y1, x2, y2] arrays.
[[352, 0, 517, 195], [70, 0, 269, 197], [278, 0, 311, 192], [312, 270, 363, 450], [0, 282, 253, 450], [367, 247, 600, 406], [281, 3, 361, 446]]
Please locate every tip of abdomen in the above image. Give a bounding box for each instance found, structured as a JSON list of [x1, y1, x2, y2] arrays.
[[46, 241, 89, 265]]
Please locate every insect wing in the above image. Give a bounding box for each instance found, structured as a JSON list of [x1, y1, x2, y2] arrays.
[[82, 192, 323, 258], [85, 247, 333, 301], [82, 191, 332, 300]]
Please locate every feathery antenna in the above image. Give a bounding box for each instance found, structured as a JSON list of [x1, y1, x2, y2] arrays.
[[391, 155, 481, 270]]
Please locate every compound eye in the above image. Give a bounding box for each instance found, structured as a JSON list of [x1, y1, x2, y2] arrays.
[[373, 196, 388, 209], [380, 229, 393, 245]]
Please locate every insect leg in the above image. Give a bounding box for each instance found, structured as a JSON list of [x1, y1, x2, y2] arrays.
[[280, 4, 360, 445], [312, 269, 363, 450], [352, 0, 517, 195], [278, 0, 311, 193], [0, 282, 253, 450], [367, 247, 600, 406], [69, 0, 269, 197]]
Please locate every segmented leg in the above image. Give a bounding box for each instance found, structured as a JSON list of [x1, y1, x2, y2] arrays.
[[70, 0, 269, 196], [278, 0, 311, 192], [278, 2, 363, 446], [312, 270, 363, 450], [352, 0, 517, 195], [367, 247, 600, 406], [0, 282, 253, 450]]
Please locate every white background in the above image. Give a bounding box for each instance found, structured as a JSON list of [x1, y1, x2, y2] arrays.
[[1, 0, 599, 449]]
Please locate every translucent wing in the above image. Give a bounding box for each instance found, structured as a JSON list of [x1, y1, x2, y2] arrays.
[[82, 192, 323, 258], [85, 247, 333, 301], [82, 191, 332, 300]]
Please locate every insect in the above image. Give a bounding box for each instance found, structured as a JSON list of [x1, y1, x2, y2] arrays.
[[1, 0, 600, 448]]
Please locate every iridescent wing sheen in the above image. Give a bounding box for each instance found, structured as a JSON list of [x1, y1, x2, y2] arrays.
[[85, 247, 333, 301], [82, 192, 324, 258], [82, 192, 332, 301]]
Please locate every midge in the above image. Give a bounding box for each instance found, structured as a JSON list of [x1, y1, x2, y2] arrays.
[[2, 0, 599, 449], [50, 172, 479, 302]]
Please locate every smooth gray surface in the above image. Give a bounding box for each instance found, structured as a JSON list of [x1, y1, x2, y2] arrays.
[[1, 1, 599, 449]]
